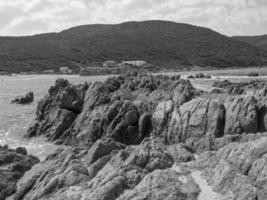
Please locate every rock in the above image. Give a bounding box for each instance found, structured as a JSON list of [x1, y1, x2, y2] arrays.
[[193, 136, 267, 200], [152, 100, 173, 136], [11, 92, 34, 104], [257, 98, 267, 132], [247, 71, 259, 77], [26, 79, 88, 143], [172, 79, 195, 105], [167, 144, 195, 162], [26, 74, 195, 146], [0, 146, 39, 200], [85, 138, 125, 166], [166, 98, 225, 144], [15, 147, 27, 155], [224, 96, 258, 135], [212, 79, 267, 96], [117, 169, 200, 200], [14, 138, 175, 200]]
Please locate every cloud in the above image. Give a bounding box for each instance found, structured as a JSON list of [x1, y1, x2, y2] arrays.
[[0, 0, 267, 36]]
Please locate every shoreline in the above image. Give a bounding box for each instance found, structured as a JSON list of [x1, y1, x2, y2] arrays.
[[1, 66, 267, 78]]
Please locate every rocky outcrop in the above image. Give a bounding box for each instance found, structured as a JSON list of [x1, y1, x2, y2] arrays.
[[12, 73, 267, 200], [11, 92, 34, 104], [13, 138, 176, 200], [0, 145, 39, 200], [212, 79, 267, 96], [224, 96, 258, 135], [117, 169, 200, 200], [26, 79, 88, 141], [165, 98, 225, 144], [192, 136, 267, 200], [26, 73, 195, 146]]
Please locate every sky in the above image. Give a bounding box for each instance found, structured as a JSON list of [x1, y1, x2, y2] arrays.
[[0, 0, 267, 36]]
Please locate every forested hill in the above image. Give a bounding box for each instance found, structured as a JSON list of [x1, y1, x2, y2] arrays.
[[233, 34, 267, 52], [1, 20, 267, 73]]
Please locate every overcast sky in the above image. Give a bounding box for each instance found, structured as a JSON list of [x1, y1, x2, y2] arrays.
[[0, 0, 267, 36]]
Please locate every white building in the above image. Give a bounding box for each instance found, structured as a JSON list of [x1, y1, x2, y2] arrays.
[[103, 60, 118, 68], [60, 67, 72, 74], [121, 60, 146, 67]]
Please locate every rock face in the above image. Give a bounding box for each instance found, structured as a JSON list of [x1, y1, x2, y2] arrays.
[[26, 73, 195, 146], [16, 73, 267, 200], [166, 98, 225, 144], [26, 79, 88, 141], [193, 136, 267, 200], [13, 138, 177, 200], [0, 145, 39, 200], [11, 92, 34, 104], [224, 96, 258, 135]]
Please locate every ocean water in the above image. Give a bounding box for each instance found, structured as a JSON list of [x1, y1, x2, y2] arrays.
[[0, 75, 111, 160]]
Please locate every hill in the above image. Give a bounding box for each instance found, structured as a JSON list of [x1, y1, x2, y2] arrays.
[[1, 20, 267, 73], [232, 35, 267, 51]]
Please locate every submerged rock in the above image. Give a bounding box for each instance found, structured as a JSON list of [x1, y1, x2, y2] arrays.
[[11, 92, 34, 104]]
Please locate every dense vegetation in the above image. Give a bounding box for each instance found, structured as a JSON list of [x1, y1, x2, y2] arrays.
[[232, 34, 267, 51], [1, 20, 267, 73]]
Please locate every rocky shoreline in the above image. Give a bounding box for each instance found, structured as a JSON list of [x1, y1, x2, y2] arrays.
[[1, 72, 267, 200]]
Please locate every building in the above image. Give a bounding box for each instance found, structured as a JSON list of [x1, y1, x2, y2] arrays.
[[60, 67, 72, 74], [103, 60, 118, 68], [121, 60, 146, 67]]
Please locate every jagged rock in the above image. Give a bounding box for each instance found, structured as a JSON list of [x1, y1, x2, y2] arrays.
[[224, 96, 258, 135], [166, 98, 225, 144], [167, 144, 195, 162], [11, 92, 34, 104], [258, 98, 267, 132], [14, 138, 174, 200], [85, 138, 125, 166], [26, 74, 196, 146], [193, 136, 267, 200], [0, 145, 39, 200], [117, 169, 200, 200], [152, 100, 173, 135], [212, 79, 267, 96], [26, 79, 88, 141], [172, 79, 195, 105]]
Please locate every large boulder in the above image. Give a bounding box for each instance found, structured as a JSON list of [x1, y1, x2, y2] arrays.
[[224, 96, 258, 135], [166, 98, 225, 144], [26, 79, 88, 142]]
